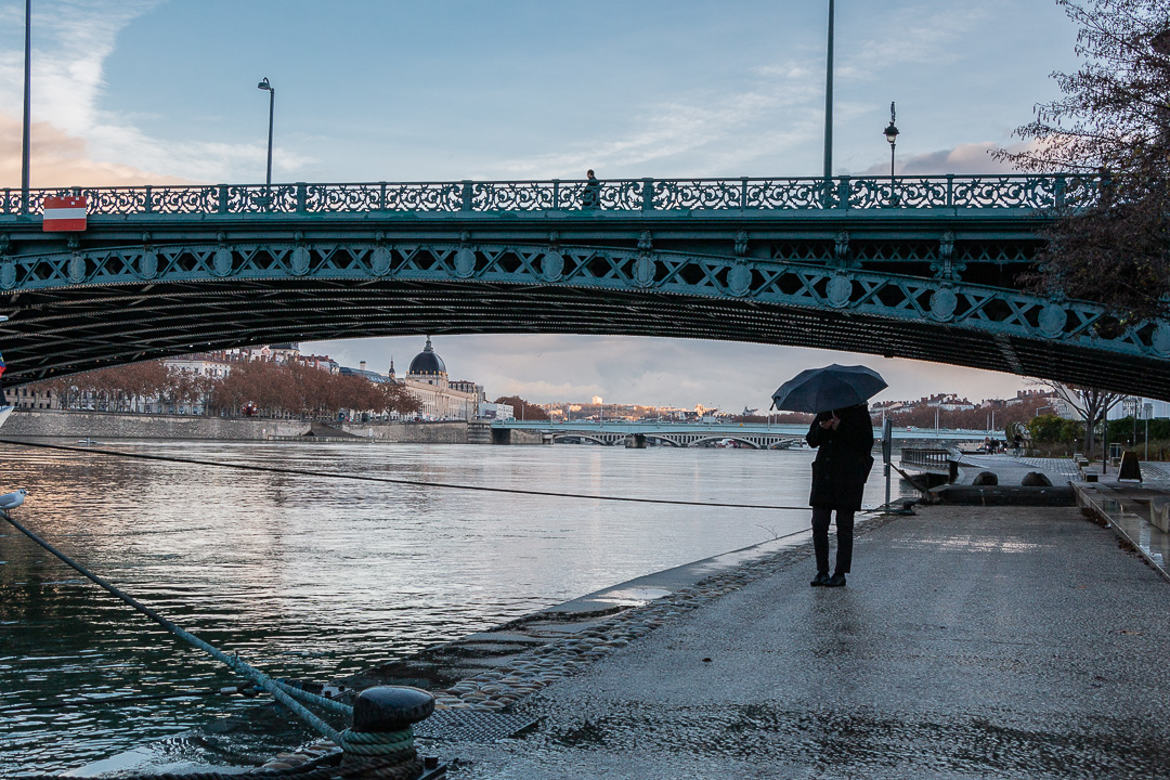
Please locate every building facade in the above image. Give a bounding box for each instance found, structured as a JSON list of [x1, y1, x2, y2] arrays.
[[387, 337, 479, 420]]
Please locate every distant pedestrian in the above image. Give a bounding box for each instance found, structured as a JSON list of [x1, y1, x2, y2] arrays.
[[807, 403, 875, 588], [581, 169, 601, 209], [1012, 433, 1023, 456]]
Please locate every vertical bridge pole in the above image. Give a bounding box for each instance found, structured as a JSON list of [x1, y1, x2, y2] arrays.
[[823, 0, 834, 180]]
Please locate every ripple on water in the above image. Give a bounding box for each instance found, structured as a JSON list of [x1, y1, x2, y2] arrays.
[[0, 439, 903, 775]]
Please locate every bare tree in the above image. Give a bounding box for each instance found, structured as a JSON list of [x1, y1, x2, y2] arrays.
[[1045, 382, 1126, 457], [996, 0, 1170, 319]]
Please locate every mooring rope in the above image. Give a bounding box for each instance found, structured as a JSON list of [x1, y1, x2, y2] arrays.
[[0, 438, 828, 511], [0, 509, 442, 776], [0, 506, 347, 744]]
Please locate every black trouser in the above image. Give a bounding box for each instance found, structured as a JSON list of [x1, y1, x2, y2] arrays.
[[812, 506, 854, 575]]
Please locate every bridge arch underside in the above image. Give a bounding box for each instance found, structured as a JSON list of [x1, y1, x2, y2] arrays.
[[1, 241, 1168, 398]]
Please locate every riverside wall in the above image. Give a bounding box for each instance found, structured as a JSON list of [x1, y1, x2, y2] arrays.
[[0, 410, 508, 444], [337, 422, 544, 445], [2, 409, 311, 440], [340, 420, 472, 443]]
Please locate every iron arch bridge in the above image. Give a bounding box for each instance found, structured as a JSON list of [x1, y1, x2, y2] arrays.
[[545, 429, 802, 449], [0, 173, 1167, 399], [498, 421, 997, 448]]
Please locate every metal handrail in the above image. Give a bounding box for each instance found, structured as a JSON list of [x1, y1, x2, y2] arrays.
[[901, 448, 954, 469], [0, 173, 1098, 217]]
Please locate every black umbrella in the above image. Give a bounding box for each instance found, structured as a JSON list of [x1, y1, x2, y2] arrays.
[[771, 364, 887, 413]]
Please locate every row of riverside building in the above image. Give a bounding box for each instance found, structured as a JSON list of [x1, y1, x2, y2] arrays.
[[8, 337, 516, 421]]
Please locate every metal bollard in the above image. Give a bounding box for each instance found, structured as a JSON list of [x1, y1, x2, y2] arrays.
[[340, 686, 435, 777]]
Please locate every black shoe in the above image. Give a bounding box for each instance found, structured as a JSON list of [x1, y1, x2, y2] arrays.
[[810, 572, 831, 587], [826, 573, 847, 587]]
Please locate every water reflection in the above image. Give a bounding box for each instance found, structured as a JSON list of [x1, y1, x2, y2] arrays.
[[0, 440, 901, 774]]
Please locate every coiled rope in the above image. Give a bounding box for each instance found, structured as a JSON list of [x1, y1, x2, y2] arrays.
[[0, 438, 827, 511]]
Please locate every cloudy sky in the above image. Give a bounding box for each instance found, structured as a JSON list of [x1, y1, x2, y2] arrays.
[[0, 1, 1082, 409]]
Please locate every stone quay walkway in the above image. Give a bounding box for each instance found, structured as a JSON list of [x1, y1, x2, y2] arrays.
[[437, 504, 1170, 779]]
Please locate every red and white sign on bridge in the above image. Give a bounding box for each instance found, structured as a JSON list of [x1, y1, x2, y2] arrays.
[[42, 196, 88, 232]]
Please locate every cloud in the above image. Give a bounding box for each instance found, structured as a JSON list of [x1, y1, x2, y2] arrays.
[[855, 139, 1049, 176], [0, 1, 311, 185], [484, 4, 1004, 180], [0, 112, 186, 186], [839, 3, 991, 82], [0, 2, 156, 138], [487, 59, 823, 178]]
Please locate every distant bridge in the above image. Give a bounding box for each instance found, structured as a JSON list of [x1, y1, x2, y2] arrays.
[[1, 173, 1167, 398], [493, 420, 1001, 449]]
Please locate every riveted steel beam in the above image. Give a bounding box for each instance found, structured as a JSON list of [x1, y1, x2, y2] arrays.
[[0, 236, 1166, 398]]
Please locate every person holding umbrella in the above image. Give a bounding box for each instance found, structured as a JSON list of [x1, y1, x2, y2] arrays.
[[772, 365, 883, 588]]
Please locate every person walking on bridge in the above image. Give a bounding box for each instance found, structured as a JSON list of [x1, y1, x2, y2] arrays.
[[806, 403, 874, 587], [581, 169, 601, 209]]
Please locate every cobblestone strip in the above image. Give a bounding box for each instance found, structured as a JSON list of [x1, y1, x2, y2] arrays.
[[1017, 456, 1079, 481]]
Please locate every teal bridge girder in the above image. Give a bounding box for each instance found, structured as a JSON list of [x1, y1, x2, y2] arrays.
[[1, 174, 1168, 399]]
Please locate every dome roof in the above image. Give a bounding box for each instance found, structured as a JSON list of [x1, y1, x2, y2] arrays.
[[408, 336, 446, 376]]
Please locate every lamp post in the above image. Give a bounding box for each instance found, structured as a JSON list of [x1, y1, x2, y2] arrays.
[[21, 0, 31, 214], [883, 101, 899, 178], [257, 77, 275, 186], [823, 0, 835, 179], [1144, 402, 1153, 460], [1128, 396, 1138, 448]]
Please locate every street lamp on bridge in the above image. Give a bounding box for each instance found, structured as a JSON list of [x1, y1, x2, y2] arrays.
[[883, 101, 899, 178], [257, 77, 275, 186]]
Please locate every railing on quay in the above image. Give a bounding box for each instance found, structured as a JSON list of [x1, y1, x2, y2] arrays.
[[900, 447, 956, 472], [0, 173, 1098, 218]]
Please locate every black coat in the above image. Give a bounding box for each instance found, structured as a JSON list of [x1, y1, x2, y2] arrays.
[[806, 404, 875, 511]]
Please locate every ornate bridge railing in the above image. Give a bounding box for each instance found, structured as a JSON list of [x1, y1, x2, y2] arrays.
[[0, 174, 1098, 217]]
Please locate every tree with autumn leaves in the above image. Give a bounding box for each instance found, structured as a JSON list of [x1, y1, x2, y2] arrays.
[[24, 359, 421, 419], [494, 395, 549, 421], [998, 0, 1170, 320], [209, 360, 419, 417]]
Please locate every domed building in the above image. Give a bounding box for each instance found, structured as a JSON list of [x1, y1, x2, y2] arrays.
[[392, 336, 481, 419], [407, 336, 447, 386]]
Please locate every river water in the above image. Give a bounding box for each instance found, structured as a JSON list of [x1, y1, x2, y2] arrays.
[[0, 440, 897, 776]]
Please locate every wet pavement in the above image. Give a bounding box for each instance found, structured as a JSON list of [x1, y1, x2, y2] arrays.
[[1077, 481, 1170, 581], [953, 454, 1078, 486], [435, 504, 1170, 779]]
